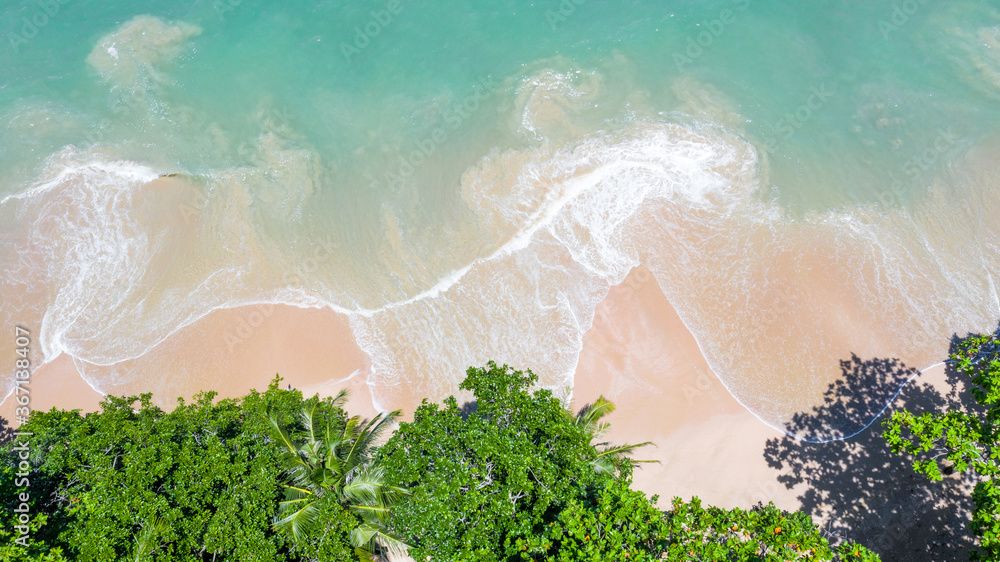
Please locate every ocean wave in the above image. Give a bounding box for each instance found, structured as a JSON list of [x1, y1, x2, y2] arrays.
[[3, 59, 999, 442]]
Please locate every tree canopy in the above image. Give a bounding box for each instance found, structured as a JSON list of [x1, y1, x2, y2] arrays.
[[0, 378, 365, 561], [0, 362, 885, 561], [377, 362, 608, 561], [884, 331, 1000, 561]]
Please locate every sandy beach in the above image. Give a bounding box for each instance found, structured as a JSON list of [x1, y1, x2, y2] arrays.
[[0, 266, 978, 560], [572, 266, 975, 561], [1, 304, 379, 422]]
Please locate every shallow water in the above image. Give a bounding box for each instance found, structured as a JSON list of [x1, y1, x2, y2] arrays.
[[2, 0, 999, 439]]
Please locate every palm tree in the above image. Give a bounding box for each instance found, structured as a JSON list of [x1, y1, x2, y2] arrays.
[[574, 395, 657, 476], [129, 516, 169, 561], [269, 389, 409, 560]]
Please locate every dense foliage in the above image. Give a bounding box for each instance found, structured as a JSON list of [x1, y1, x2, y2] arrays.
[[378, 362, 876, 562], [661, 497, 879, 561], [0, 379, 365, 562], [514, 475, 665, 561], [884, 332, 1000, 561], [269, 391, 407, 560], [1, 362, 882, 561], [378, 362, 608, 561]]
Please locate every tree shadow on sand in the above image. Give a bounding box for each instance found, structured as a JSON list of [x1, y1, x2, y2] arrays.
[[0, 416, 14, 445], [763, 338, 982, 562]]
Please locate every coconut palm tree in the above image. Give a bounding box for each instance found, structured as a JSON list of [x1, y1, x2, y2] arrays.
[[269, 389, 408, 560], [574, 395, 657, 476], [129, 516, 169, 561]]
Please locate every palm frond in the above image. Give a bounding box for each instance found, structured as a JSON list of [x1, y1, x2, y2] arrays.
[[365, 409, 402, 443], [594, 441, 657, 461], [269, 393, 409, 553], [329, 388, 350, 411], [575, 396, 616, 438], [343, 464, 387, 507], [280, 484, 315, 499], [274, 500, 323, 544], [300, 402, 319, 444], [350, 522, 410, 558], [130, 516, 169, 561], [269, 415, 299, 456]]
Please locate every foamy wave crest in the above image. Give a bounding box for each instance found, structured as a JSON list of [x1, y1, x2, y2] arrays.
[[0, 150, 160, 369], [352, 79, 999, 441], [6, 60, 999, 443], [352, 120, 764, 412]]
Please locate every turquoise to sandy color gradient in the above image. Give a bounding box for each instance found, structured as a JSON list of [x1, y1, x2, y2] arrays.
[[2, 0, 999, 439]]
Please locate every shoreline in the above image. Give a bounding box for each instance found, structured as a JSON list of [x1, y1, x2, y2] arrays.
[[1, 264, 981, 558], [0, 267, 955, 505]]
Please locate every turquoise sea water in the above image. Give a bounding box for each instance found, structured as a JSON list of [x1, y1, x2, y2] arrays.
[[2, 1, 1000, 438]]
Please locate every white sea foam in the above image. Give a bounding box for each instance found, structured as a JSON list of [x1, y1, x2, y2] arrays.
[[4, 58, 1000, 442]]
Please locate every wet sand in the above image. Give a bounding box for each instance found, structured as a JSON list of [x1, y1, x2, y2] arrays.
[[572, 265, 971, 561], [571, 265, 802, 510], [0, 266, 972, 561], [1, 304, 378, 422], [0, 354, 103, 422], [0, 264, 848, 512]]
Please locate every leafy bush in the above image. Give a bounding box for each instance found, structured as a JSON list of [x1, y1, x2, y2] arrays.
[[378, 362, 608, 561], [662, 497, 879, 561], [884, 331, 1000, 561], [515, 475, 666, 561], [0, 379, 362, 561]]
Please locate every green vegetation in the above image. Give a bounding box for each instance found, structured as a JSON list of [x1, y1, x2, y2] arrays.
[[2, 363, 877, 561], [884, 332, 1000, 561], [377, 362, 609, 561], [0, 380, 366, 561], [573, 396, 656, 477], [661, 498, 878, 561], [268, 390, 407, 560]]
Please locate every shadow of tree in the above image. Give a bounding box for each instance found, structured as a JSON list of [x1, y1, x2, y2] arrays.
[[763, 341, 979, 562], [0, 416, 13, 445], [459, 400, 478, 420]]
